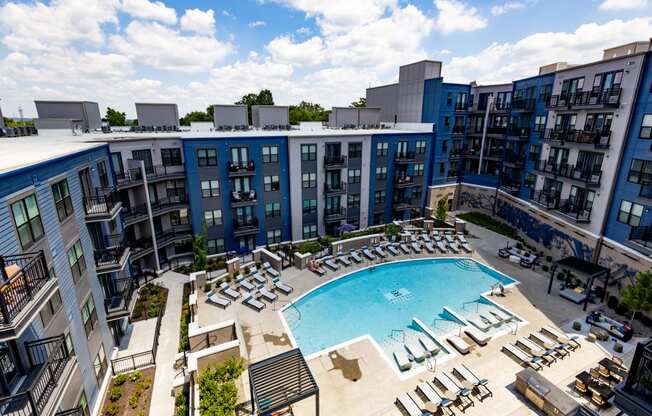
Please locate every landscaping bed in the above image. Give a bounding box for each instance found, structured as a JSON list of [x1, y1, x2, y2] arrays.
[[131, 283, 168, 322], [102, 368, 155, 416], [179, 282, 191, 352], [457, 211, 520, 240]]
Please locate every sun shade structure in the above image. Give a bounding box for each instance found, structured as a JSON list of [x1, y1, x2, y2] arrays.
[[249, 348, 320, 415], [548, 256, 610, 311]]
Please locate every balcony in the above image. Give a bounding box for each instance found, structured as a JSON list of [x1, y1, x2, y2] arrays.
[[500, 180, 522, 195], [231, 190, 257, 207], [454, 102, 467, 111], [548, 87, 622, 109], [394, 151, 416, 164], [83, 188, 122, 222], [227, 160, 256, 177], [323, 155, 347, 169], [145, 164, 186, 182], [94, 235, 131, 274], [555, 199, 592, 223], [449, 148, 464, 160], [506, 126, 531, 139], [530, 189, 561, 209], [324, 182, 347, 196], [639, 183, 652, 199], [55, 408, 85, 416], [394, 176, 418, 188], [452, 125, 466, 135], [122, 202, 149, 226], [104, 277, 138, 321], [503, 151, 526, 168], [511, 98, 536, 112], [0, 252, 54, 335], [393, 198, 419, 211], [543, 129, 611, 149], [116, 168, 144, 188], [324, 207, 347, 222], [0, 335, 73, 416], [150, 194, 189, 216], [628, 225, 652, 252], [486, 126, 507, 135], [534, 160, 602, 187], [233, 218, 260, 237], [127, 236, 155, 261], [156, 226, 192, 248]]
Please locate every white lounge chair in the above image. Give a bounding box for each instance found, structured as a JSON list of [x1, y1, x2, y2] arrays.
[[490, 308, 513, 323], [448, 242, 460, 254], [517, 337, 556, 365], [323, 257, 339, 270], [252, 272, 266, 284], [337, 254, 351, 266], [243, 294, 265, 311], [394, 350, 412, 370], [464, 326, 492, 346], [374, 245, 387, 258], [350, 250, 362, 263], [417, 382, 447, 409], [272, 277, 293, 295], [424, 242, 435, 253], [362, 247, 376, 260], [479, 312, 500, 327], [418, 335, 441, 356], [445, 234, 456, 244], [411, 242, 422, 253], [395, 393, 422, 416], [405, 341, 426, 362], [457, 233, 468, 244], [399, 243, 410, 254], [265, 266, 280, 278], [447, 335, 471, 354], [236, 276, 255, 291], [309, 262, 327, 276], [436, 240, 447, 253], [220, 283, 240, 300], [542, 325, 581, 350], [387, 244, 400, 256], [460, 243, 472, 253], [453, 365, 492, 401], [257, 285, 278, 302], [421, 233, 431, 243], [502, 343, 542, 370], [530, 331, 568, 356], [206, 291, 231, 308], [467, 315, 492, 332]]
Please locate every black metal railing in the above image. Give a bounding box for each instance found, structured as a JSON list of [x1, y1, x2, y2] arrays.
[[324, 182, 347, 194], [83, 189, 120, 217], [394, 176, 415, 187], [0, 251, 50, 326], [227, 160, 255, 175], [126, 237, 154, 259], [122, 203, 149, 223], [449, 148, 464, 159], [500, 178, 522, 194], [534, 160, 602, 186], [233, 218, 260, 235], [556, 199, 592, 222], [231, 190, 257, 203], [486, 126, 507, 135], [393, 198, 419, 210], [55, 407, 85, 416], [93, 234, 129, 272], [394, 151, 416, 163], [104, 278, 138, 317], [454, 102, 467, 111], [506, 126, 531, 137], [452, 125, 466, 134], [323, 155, 347, 168], [111, 308, 162, 374], [145, 165, 185, 181], [115, 168, 144, 187], [504, 151, 525, 167], [543, 128, 611, 148], [324, 207, 347, 221], [548, 87, 622, 108], [511, 98, 536, 112], [530, 189, 561, 209], [150, 194, 188, 214], [630, 226, 652, 248], [156, 227, 192, 247]]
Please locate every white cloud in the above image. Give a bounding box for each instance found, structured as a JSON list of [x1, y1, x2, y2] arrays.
[[248, 20, 266, 28], [266, 35, 325, 66], [180, 9, 215, 34], [296, 26, 311, 34], [110, 21, 232, 72], [222, 10, 234, 18], [443, 17, 652, 84], [434, 0, 487, 34], [121, 0, 177, 24], [491, 1, 525, 15], [599, 0, 647, 10], [439, 49, 452, 55]]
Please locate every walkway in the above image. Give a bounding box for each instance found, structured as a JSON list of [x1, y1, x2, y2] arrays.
[[149, 271, 187, 416]]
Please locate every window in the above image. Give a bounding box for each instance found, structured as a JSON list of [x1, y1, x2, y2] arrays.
[[439, 163, 445, 174], [161, 148, 182, 166], [444, 117, 450, 128], [373, 213, 384, 226], [348, 169, 361, 184], [267, 229, 282, 244], [303, 199, 317, 214], [446, 92, 452, 105], [534, 116, 546, 132], [265, 202, 281, 218], [302, 225, 317, 239], [97, 161, 109, 188], [528, 144, 541, 161], [414, 163, 425, 176], [375, 167, 387, 180], [65, 332, 75, 356], [52, 179, 74, 221], [416, 140, 427, 154], [81, 296, 97, 338], [413, 187, 422, 201], [348, 143, 362, 159], [111, 152, 123, 175], [67, 240, 86, 284], [301, 144, 317, 161], [441, 140, 447, 152], [618, 200, 643, 226], [197, 148, 217, 166], [264, 175, 280, 192], [262, 145, 279, 163], [524, 173, 536, 188], [11, 195, 44, 250], [201, 180, 220, 197], [376, 142, 388, 156], [347, 216, 359, 227], [39, 289, 62, 328], [207, 238, 225, 255], [375, 190, 386, 204], [93, 345, 107, 384], [627, 159, 652, 184], [302, 173, 317, 188], [641, 114, 652, 139], [348, 194, 360, 208], [204, 210, 223, 227], [170, 209, 189, 226]]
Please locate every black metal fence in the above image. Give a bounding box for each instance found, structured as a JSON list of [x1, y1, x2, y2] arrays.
[[110, 307, 163, 375]]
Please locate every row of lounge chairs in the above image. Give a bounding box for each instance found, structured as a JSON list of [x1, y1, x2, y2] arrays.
[[396, 366, 492, 416], [393, 335, 442, 371], [466, 307, 514, 332], [446, 325, 493, 355], [502, 326, 581, 371]]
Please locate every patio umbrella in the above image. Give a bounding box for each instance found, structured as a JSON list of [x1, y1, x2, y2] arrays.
[[337, 223, 357, 234]]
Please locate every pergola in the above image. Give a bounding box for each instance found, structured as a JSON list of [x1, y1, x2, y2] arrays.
[[548, 256, 610, 311], [249, 348, 319, 415]]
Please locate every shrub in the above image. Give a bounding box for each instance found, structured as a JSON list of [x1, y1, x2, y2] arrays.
[[129, 370, 143, 383], [137, 377, 152, 391], [384, 223, 401, 238], [557, 272, 566, 280], [203, 283, 212, 293], [296, 241, 321, 254], [129, 391, 141, 409], [175, 392, 188, 416], [515, 242, 523, 250], [615, 302, 630, 316], [114, 373, 128, 386], [243, 266, 250, 275], [545, 255, 552, 263], [198, 358, 246, 416], [542, 265, 549, 272], [456, 212, 520, 239], [104, 403, 120, 416], [607, 296, 619, 310], [109, 387, 122, 402]]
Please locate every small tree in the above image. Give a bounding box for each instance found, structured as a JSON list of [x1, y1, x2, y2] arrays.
[[193, 227, 208, 271], [105, 107, 127, 126], [198, 358, 245, 416], [436, 198, 448, 222], [620, 270, 652, 323], [350, 97, 367, 108]]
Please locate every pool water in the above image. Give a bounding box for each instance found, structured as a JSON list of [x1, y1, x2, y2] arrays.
[[282, 258, 515, 361]]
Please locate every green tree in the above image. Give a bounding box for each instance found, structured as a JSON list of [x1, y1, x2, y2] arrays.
[[350, 97, 367, 108], [436, 198, 448, 222], [288, 101, 329, 125], [235, 89, 274, 124], [3, 117, 33, 127], [193, 227, 208, 271], [105, 107, 127, 126], [180, 111, 212, 126], [206, 105, 215, 120], [620, 270, 652, 322], [198, 358, 245, 416]]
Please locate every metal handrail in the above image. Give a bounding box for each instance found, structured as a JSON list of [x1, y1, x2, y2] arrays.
[[0, 251, 50, 325]]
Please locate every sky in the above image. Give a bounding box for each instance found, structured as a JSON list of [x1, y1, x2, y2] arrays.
[[0, 0, 651, 118]]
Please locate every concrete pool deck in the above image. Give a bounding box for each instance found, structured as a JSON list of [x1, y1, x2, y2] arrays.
[[192, 222, 640, 415]]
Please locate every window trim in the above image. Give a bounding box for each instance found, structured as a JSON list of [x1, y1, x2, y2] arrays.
[[52, 179, 74, 222]]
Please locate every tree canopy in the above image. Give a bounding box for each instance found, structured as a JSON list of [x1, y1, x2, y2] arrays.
[[620, 270, 652, 321], [104, 107, 127, 126], [289, 101, 329, 125], [350, 97, 367, 108], [235, 89, 274, 124]]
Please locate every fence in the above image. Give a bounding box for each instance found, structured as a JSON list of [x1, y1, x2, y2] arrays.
[[110, 307, 164, 375]]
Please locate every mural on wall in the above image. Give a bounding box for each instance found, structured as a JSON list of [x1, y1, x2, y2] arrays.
[[458, 189, 495, 212], [496, 200, 594, 261], [598, 251, 641, 289]]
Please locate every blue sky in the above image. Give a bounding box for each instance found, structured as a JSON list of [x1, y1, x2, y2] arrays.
[[0, 0, 651, 118]]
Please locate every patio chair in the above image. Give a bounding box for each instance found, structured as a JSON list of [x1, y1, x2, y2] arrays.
[[374, 245, 387, 258], [516, 337, 555, 366], [236, 275, 255, 291], [395, 392, 424, 416], [399, 242, 410, 254], [394, 350, 412, 371], [411, 241, 422, 253], [434, 373, 474, 411], [387, 244, 400, 256], [252, 272, 267, 284], [542, 325, 581, 350], [206, 290, 231, 308], [452, 364, 492, 401], [257, 285, 278, 302], [447, 335, 471, 354], [464, 326, 492, 346], [502, 343, 543, 371], [404, 341, 426, 362], [242, 294, 265, 311], [418, 335, 441, 356], [272, 277, 293, 295], [424, 242, 435, 253], [220, 283, 241, 300], [349, 250, 362, 263], [361, 247, 376, 260]]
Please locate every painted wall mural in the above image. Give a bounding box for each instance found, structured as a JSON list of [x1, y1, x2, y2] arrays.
[[458, 189, 495, 212]]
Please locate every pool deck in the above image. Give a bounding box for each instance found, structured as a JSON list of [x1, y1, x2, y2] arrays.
[[194, 222, 641, 415]]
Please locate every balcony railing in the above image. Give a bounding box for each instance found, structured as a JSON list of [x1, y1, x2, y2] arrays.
[[500, 178, 522, 195], [323, 155, 347, 168], [639, 183, 652, 199], [115, 168, 144, 187], [556, 199, 592, 223], [454, 102, 467, 111], [543, 128, 611, 148], [486, 126, 507, 135], [55, 408, 85, 416], [548, 87, 622, 109], [504, 151, 526, 167], [394, 151, 416, 163], [324, 207, 347, 222], [227, 160, 256, 176], [452, 125, 466, 135], [94, 235, 130, 273], [449, 148, 464, 160], [630, 225, 652, 249], [511, 98, 536, 112], [393, 198, 419, 211], [231, 190, 257, 206], [233, 218, 260, 236], [534, 160, 602, 186], [83, 188, 121, 220], [122, 202, 149, 224], [156, 227, 192, 247], [150, 194, 188, 215], [0, 251, 50, 326], [127, 236, 155, 260], [394, 176, 416, 187], [105, 278, 138, 319], [145, 164, 185, 181], [531, 189, 561, 209], [506, 126, 531, 138], [324, 182, 347, 195]]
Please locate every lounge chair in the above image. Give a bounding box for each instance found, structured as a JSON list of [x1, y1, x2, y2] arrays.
[[457, 233, 468, 244], [542, 325, 581, 350], [448, 242, 460, 254], [242, 294, 265, 311], [206, 290, 231, 308], [560, 287, 587, 304], [362, 247, 376, 260], [445, 234, 456, 244], [395, 393, 423, 416], [374, 245, 387, 258], [447, 335, 471, 354], [220, 283, 240, 300], [257, 285, 278, 302], [399, 243, 410, 254], [435, 373, 474, 411], [417, 381, 443, 408], [423, 242, 435, 253], [265, 265, 280, 278], [460, 243, 473, 253], [405, 341, 426, 362], [411, 241, 422, 253], [529, 332, 570, 357], [272, 277, 293, 295], [308, 262, 326, 276], [387, 244, 400, 256], [464, 326, 492, 346], [418, 335, 441, 356], [502, 344, 543, 371], [350, 250, 362, 263], [436, 240, 447, 253], [252, 272, 267, 284], [453, 365, 492, 401], [236, 275, 255, 291], [394, 350, 412, 370], [479, 312, 500, 327], [516, 337, 556, 365], [337, 254, 351, 266], [323, 257, 339, 270], [490, 308, 513, 323], [467, 315, 492, 332]]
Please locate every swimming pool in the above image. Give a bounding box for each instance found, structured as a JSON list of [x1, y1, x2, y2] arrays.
[[281, 258, 517, 369]]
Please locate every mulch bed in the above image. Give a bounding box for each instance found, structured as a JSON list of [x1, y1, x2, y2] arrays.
[[101, 367, 156, 416], [131, 283, 168, 322]]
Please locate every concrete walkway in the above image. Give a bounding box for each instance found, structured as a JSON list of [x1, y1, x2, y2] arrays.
[[149, 271, 187, 416]]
